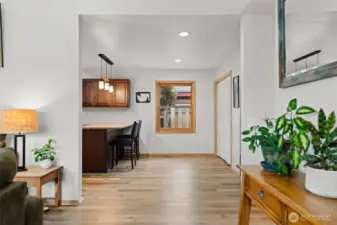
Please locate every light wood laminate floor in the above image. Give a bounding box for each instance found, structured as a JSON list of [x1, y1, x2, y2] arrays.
[[44, 157, 272, 225]]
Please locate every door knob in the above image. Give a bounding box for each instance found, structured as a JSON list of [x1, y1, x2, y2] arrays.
[[258, 190, 265, 198]]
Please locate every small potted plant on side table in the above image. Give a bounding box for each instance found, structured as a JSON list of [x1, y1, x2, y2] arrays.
[[32, 139, 56, 169], [302, 109, 337, 198]]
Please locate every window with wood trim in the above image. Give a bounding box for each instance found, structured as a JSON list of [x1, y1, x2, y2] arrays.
[[156, 81, 196, 134]]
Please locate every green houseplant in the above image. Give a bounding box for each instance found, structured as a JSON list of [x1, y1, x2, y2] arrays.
[[31, 139, 56, 169], [160, 86, 176, 106], [242, 99, 316, 176], [302, 109, 337, 198]]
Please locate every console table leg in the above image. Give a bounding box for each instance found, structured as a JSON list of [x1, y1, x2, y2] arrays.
[[36, 181, 42, 197], [238, 174, 251, 225], [55, 170, 61, 207]]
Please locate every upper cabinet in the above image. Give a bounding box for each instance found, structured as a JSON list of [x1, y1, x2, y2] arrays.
[[113, 80, 129, 107], [83, 80, 97, 107], [82, 79, 130, 108]]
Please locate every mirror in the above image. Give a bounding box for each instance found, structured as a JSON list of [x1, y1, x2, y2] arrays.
[[278, 0, 337, 88]]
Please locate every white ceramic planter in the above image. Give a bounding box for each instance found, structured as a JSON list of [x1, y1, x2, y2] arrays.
[[39, 159, 53, 169], [305, 166, 337, 199]]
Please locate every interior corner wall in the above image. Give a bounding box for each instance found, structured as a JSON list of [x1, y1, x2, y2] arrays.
[[240, 9, 278, 165], [215, 53, 241, 173], [0, 0, 81, 201], [81, 68, 215, 154]]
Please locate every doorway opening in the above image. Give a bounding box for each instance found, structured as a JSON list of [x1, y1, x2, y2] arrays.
[[214, 71, 232, 165]]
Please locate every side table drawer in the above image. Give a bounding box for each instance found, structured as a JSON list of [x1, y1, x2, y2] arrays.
[[246, 177, 283, 222]]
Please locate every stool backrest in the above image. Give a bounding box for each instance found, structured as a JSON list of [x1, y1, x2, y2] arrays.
[[137, 120, 142, 136], [131, 121, 139, 139]]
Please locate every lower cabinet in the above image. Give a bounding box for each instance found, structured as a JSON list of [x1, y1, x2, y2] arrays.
[[82, 79, 130, 108], [82, 129, 108, 173]]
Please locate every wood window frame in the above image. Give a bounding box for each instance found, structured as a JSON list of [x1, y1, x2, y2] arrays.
[[156, 81, 196, 134]]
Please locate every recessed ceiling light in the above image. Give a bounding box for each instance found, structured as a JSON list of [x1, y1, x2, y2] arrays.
[[175, 59, 182, 63], [179, 32, 190, 37]]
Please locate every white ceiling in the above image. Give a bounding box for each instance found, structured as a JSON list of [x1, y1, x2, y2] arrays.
[[78, 0, 251, 15], [81, 15, 240, 70]]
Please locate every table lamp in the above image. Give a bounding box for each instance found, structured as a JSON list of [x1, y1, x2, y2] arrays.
[[1, 109, 38, 171]]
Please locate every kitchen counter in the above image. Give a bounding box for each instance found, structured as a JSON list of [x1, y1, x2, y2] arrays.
[[82, 124, 131, 173], [82, 124, 129, 129]]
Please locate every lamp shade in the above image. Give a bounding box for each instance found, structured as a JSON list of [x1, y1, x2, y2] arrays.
[[104, 82, 110, 91], [98, 80, 104, 90], [1, 109, 38, 134]]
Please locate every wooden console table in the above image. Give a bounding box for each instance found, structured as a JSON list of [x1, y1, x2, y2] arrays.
[[238, 166, 337, 225], [14, 166, 63, 207]]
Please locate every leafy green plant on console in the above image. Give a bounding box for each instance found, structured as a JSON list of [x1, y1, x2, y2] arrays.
[[302, 109, 337, 171], [242, 99, 316, 176]]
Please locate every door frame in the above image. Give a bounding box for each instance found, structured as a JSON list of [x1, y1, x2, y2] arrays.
[[214, 70, 232, 165]]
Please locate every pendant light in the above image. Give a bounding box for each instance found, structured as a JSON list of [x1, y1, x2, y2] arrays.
[[98, 58, 104, 90], [104, 62, 110, 91], [109, 64, 114, 93]]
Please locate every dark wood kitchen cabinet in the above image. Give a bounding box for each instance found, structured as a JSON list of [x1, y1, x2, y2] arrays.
[[82, 80, 97, 107], [82, 79, 130, 108], [112, 79, 129, 107], [96, 84, 112, 107]]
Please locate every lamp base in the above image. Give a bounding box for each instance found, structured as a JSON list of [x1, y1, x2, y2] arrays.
[[14, 134, 27, 172], [18, 167, 27, 172]]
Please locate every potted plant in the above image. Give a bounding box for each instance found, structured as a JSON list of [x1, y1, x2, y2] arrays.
[[302, 109, 337, 198], [32, 139, 56, 169], [242, 99, 316, 176]]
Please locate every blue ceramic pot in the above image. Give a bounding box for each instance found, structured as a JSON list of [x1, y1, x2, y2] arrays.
[[260, 161, 276, 172]]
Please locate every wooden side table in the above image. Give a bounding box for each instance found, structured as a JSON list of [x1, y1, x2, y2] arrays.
[[14, 166, 63, 207]]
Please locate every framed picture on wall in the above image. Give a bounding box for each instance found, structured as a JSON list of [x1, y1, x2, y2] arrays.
[[0, 3, 3, 67], [233, 75, 240, 108], [136, 92, 151, 103]]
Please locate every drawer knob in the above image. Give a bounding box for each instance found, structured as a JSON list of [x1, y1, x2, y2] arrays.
[[258, 190, 265, 198]]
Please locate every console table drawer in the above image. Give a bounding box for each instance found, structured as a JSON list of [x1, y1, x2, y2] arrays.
[[247, 177, 283, 221]]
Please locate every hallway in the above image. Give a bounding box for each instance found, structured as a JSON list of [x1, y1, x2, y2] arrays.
[[44, 157, 271, 225]]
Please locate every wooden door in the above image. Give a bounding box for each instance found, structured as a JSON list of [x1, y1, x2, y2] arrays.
[[113, 79, 130, 107], [82, 80, 97, 107], [96, 81, 111, 107]]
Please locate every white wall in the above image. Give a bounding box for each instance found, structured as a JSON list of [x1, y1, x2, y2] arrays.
[[81, 68, 215, 154], [0, 0, 81, 200], [240, 8, 278, 165], [275, 76, 337, 121]]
